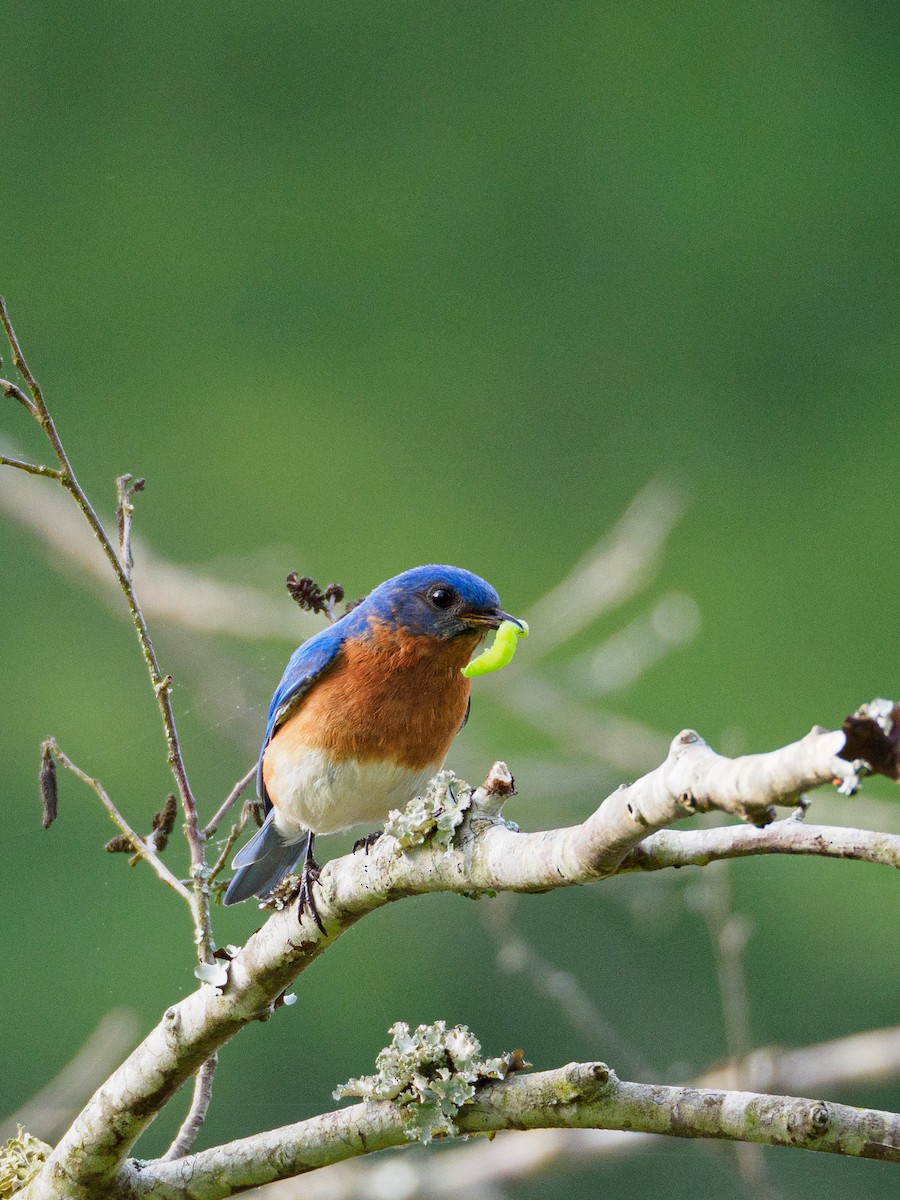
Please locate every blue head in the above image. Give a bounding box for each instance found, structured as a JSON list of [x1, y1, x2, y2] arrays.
[[354, 564, 522, 640]]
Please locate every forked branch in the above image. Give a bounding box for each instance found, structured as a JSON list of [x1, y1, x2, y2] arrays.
[[0, 298, 216, 960], [17, 710, 900, 1199]]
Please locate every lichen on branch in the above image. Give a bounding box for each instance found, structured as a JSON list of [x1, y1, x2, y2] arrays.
[[334, 1021, 527, 1144]]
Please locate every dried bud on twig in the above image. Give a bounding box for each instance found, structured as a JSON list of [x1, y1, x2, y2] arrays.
[[285, 573, 327, 613], [115, 474, 146, 577], [105, 835, 136, 854], [285, 574, 356, 622], [150, 795, 178, 851], [39, 741, 58, 829], [286, 575, 337, 612]]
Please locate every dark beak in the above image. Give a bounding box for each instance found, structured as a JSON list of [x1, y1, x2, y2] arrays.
[[462, 607, 526, 632]]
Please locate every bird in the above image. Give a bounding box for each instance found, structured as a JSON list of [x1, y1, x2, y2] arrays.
[[222, 564, 523, 928]]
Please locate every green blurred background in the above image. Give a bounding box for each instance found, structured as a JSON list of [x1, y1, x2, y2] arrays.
[[2, 3, 898, 1196]]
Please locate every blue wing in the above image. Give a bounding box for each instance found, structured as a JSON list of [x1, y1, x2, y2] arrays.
[[257, 622, 347, 812]]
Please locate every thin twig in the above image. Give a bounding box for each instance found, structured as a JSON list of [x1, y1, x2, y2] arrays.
[[0, 307, 47, 406], [0, 298, 213, 962], [1, 374, 38, 414], [162, 1055, 218, 1161], [208, 803, 255, 883], [696, 1025, 900, 1093], [47, 740, 191, 903], [0, 454, 61, 479], [490, 670, 670, 774], [203, 765, 257, 839], [701, 862, 753, 1066]]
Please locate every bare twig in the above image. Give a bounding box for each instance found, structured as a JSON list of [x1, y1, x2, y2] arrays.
[[568, 590, 700, 697], [698, 1025, 900, 1095], [1, 373, 38, 414], [697, 860, 776, 1197], [45, 740, 191, 903], [489, 670, 670, 774], [700, 862, 754, 1068], [0, 309, 47, 407], [162, 1055, 219, 1162], [204, 765, 258, 839], [0, 299, 212, 962], [208, 801, 256, 883], [0, 454, 60, 479]]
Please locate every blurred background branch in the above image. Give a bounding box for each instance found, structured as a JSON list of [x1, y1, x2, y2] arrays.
[[0, 1010, 140, 1145]]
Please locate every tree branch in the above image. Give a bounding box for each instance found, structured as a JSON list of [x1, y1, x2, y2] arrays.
[[248, 1022, 900, 1199], [622, 818, 900, 873], [207, 802, 257, 886], [18, 710, 900, 1198], [65, 1064, 900, 1199]]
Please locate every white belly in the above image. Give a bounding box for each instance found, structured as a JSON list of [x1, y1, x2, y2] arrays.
[[265, 743, 441, 836]]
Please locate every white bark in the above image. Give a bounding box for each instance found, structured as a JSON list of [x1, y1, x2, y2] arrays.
[[51, 1065, 900, 1199], [19, 720, 900, 1200]]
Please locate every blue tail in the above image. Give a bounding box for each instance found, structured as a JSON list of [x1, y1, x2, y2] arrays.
[[222, 813, 308, 905]]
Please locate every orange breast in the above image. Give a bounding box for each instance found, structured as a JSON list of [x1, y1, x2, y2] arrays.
[[269, 626, 481, 771]]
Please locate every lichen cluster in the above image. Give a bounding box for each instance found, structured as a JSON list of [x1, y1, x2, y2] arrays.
[[334, 1020, 523, 1143], [383, 771, 471, 849], [0, 1127, 51, 1198]]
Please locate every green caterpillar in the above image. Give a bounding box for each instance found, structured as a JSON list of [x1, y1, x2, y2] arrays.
[[461, 618, 529, 678]]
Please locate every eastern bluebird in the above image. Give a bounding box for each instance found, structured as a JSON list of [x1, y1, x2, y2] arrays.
[[223, 565, 522, 925]]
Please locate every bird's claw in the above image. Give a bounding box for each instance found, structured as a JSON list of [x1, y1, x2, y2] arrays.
[[296, 854, 326, 935], [352, 830, 383, 855]]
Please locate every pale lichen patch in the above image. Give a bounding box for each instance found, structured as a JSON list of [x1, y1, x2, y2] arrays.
[[0, 1127, 52, 1198], [334, 1021, 526, 1144], [384, 772, 472, 850]]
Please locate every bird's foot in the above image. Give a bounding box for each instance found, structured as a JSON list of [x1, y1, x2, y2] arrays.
[[296, 855, 326, 935], [263, 872, 303, 910], [352, 830, 383, 855]]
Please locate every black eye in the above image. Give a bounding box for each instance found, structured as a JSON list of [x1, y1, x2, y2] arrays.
[[427, 586, 455, 609]]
